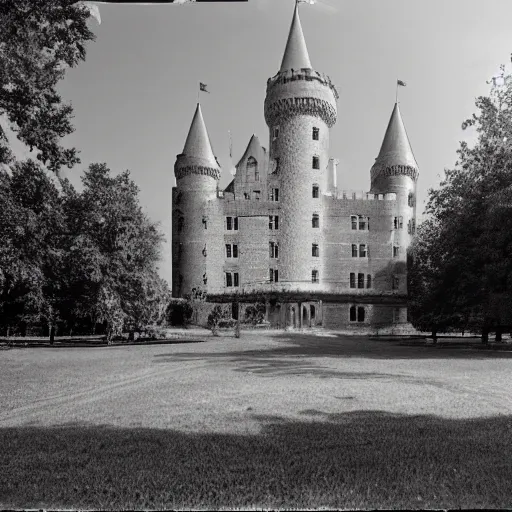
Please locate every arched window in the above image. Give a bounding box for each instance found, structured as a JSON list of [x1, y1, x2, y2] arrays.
[[247, 157, 259, 181]]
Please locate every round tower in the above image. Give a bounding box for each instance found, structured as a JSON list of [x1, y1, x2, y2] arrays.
[[173, 103, 220, 297], [370, 102, 419, 261], [264, 2, 338, 291]]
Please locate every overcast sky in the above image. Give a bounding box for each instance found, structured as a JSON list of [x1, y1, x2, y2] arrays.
[[54, 0, 512, 285]]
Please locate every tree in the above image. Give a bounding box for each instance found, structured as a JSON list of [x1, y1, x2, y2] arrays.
[[409, 66, 512, 341], [0, 160, 66, 337], [0, 0, 95, 172]]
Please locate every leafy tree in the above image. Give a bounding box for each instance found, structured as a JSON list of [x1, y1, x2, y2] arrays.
[[0, 161, 65, 337], [0, 0, 95, 171], [409, 66, 512, 341], [207, 305, 229, 336]]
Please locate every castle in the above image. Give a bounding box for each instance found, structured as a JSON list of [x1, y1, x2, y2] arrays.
[[172, 3, 419, 331]]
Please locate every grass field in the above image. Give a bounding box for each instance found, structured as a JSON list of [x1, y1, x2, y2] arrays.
[[2, 333, 512, 509]]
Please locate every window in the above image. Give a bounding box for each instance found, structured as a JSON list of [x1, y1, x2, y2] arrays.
[[255, 171, 260, 182], [359, 244, 367, 258], [269, 215, 279, 230], [351, 215, 369, 230], [272, 126, 279, 140], [392, 275, 400, 290], [366, 274, 372, 289], [312, 213, 320, 228], [312, 127, 319, 140], [202, 216, 208, 229], [312, 184, 319, 198], [270, 268, 279, 283], [225, 272, 239, 288], [394, 216, 403, 229], [350, 273, 356, 288], [312, 270, 319, 283], [269, 242, 279, 259], [225, 244, 238, 258], [351, 244, 358, 258], [253, 190, 261, 200], [270, 188, 279, 201], [408, 193, 415, 207], [350, 306, 365, 323], [312, 156, 320, 169], [226, 216, 238, 231], [312, 244, 319, 257], [358, 273, 365, 289], [393, 245, 400, 258], [247, 156, 257, 171], [244, 192, 250, 200]]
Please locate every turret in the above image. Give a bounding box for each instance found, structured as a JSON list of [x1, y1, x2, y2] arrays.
[[172, 103, 220, 297], [371, 102, 419, 265], [264, 2, 338, 291]]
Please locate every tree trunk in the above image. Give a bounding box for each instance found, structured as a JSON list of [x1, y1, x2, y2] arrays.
[[6, 326, 10, 338], [495, 326, 503, 342], [432, 329, 438, 344], [235, 301, 240, 339], [482, 326, 489, 344], [49, 324, 55, 345]]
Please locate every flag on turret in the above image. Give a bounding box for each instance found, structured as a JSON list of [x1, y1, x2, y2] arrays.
[[397, 80, 407, 87], [199, 82, 210, 93]]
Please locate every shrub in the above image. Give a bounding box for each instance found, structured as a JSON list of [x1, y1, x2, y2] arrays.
[[166, 300, 193, 326], [207, 305, 229, 335]]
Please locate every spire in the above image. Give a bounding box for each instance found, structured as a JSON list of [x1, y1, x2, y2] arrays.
[[182, 103, 219, 168], [280, 2, 312, 73], [373, 103, 418, 171]]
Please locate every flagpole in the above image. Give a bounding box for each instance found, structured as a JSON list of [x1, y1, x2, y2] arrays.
[[396, 80, 398, 104], [197, 82, 200, 104]]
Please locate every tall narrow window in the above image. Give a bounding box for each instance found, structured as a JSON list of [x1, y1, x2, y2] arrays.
[[234, 217, 239, 230], [393, 245, 400, 258], [247, 156, 257, 178], [357, 306, 365, 322], [312, 213, 320, 228], [352, 244, 358, 258], [226, 244, 232, 258], [273, 126, 279, 140], [270, 188, 279, 201], [358, 273, 365, 289], [312, 244, 319, 257], [312, 270, 319, 283], [350, 273, 356, 288], [269, 215, 279, 230], [351, 215, 358, 230], [359, 216, 367, 230], [312, 156, 320, 169], [350, 306, 356, 322], [226, 273, 233, 287], [394, 216, 403, 229], [275, 270, 279, 283], [269, 242, 279, 258], [312, 184, 319, 198], [233, 245, 238, 258], [234, 272, 239, 287], [408, 192, 415, 207], [367, 274, 372, 289], [359, 244, 367, 258], [312, 127, 319, 140]]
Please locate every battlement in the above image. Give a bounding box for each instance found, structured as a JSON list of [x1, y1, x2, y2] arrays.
[[330, 190, 398, 201], [266, 68, 339, 100]]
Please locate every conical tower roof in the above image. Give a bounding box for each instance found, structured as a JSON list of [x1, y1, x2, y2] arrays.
[[373, 103, 418, 171], [280, 3, 312, 72], [182, 103, 219, 169]]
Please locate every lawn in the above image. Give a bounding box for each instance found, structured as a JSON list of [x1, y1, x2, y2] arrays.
[[2, 333, 512, 509]]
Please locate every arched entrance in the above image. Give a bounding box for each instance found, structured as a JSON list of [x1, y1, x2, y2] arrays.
[[302, 306, 309, 328], [310, 305, 316, 326]]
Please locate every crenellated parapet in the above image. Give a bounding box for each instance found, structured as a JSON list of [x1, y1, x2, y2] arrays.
[[174, 164, 221, 181], [264, 69, 338, 128], [370, 164, 419, 184]]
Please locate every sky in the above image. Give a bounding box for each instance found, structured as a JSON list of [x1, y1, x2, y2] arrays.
[[50, 0, 512, 285]]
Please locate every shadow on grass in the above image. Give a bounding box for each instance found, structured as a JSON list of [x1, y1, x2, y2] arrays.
[[155, 335, 512, 368], [2, 411, 512, 510], [0, 339, 208, 349]]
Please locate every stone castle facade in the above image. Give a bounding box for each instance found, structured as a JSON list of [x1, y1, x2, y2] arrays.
[[172, 3, 419, 331]]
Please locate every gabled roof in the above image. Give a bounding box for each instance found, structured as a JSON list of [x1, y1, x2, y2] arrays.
[[235, 134, 263, 169], [182, 103, 219, 169], [224, 179, 235, 193], [373, 103, 418, 171], [280, 3, 312, 73]]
